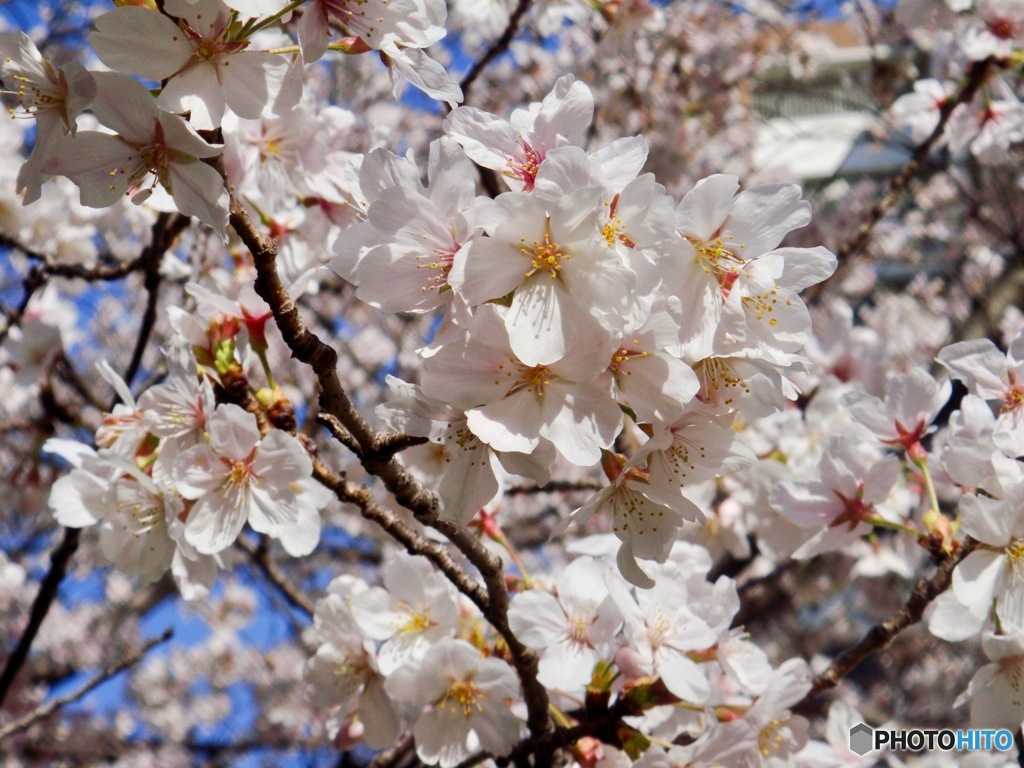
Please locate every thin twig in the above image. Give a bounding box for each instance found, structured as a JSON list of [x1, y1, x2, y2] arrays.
[[0, 212, 189, 711], [505, 480, 603, 496], [236, 536, 316, 617], [0, 628, 174, 742], [122, 212, 190, 391], [0, 527, 80, 710], [798, 537, 979, 705], [810, 56, 997, 300], [458, 0, 534, 107], [0, 234, 146, 281]]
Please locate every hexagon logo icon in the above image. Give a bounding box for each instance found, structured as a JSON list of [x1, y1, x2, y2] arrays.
[[849, 722, 874, 756]]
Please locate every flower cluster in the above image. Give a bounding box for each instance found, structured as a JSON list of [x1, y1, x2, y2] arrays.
[[354, 77, 836, 586]]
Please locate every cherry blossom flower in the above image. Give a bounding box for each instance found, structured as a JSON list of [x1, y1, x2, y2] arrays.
[[957, 629, 1024, 732], [89, 0, 301, 130], [953, 483, 1024, 632], [939, 333, 1024, 457], [666, 174, 812, 361], [507, 557, 623, 696], [348, 552, 458, 675], [44, 72, 228, 231], [306, 589, 402, 749], [606, 563, 717, 700], [376, 376, 552, 524], [420, 304, 622, 467], [448, 190, 637, 366], [844, 367, 951, 458], [333, 139, 478, 314], [445, 75, 594, 192], [697, 659, 812, 766], [173, 403, 315, 554], [384, 638, 522, 767], [770, 437, 902, 559], [0, 31, 96, 203]]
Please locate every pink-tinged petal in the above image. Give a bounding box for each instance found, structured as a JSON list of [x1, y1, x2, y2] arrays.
[[969, 662, 1024, 732], [275, 503, 321, 557], [507, 279, 575, 366], [166, 157, 228, 232], [438, 442, 500, 525], [508, 589, 566, 647], [356, 244, 449, 314], [769, 482, 836, 529], [46, 132, 140, 209], [533, 75, 594, 148], [359, 677, 402, 750], [89, 72, 159, 145], [414, 708, 473, 768], [90, 8, 193, 81], [448, 236, 530, 306], [616, 540, 656, 589], [184, 492, 248, 554], [367, 187, 427, 233], [252, 431, 312, 484], [952, 550, 1004, 620], [61, 61, 97, 131], [467, 393, 542, 455], [676, 174, 740, 241], [247, 484, 298, 533], [538, 642, 599, 693], [616, 353, 698, 425], [540, 380, 620, 467], [384, 47, 462, 107], [297, 1, 331, 63], [938, 338, 1009, 399], [208, 404, 260, 459], [443, 106, 518, 171], [773, 246, 837, 291], [727, 183, 812, 255], [656, 648, 711, 703], [17, 115, 63, 204], [961, 489, 1020, 545], [927, 590, 986, 641], [221, 52, 297, 121], [468, 704, 521, 759], [158, 112, 222, 158], [174, 444, 224, 498], [49, 471, 106, 528], [158, 62, 224, 130]]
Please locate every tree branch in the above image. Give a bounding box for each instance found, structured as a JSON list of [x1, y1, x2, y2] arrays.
[[237, 535, 316, 617], [0, 527, 80, 709], [227, 180, 553, 755], [810, 56, 997, 299], [0, 628, 174, 742], [458, 0, 534, 107], [0, 211, 190, 711], [797, 537, 979, 706]]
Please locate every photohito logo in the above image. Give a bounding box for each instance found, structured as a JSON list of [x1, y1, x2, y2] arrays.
[[848, 723, 1015, 755]]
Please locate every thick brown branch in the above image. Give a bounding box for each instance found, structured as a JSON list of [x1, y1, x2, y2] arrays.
[[228, 183, 552, 751]]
